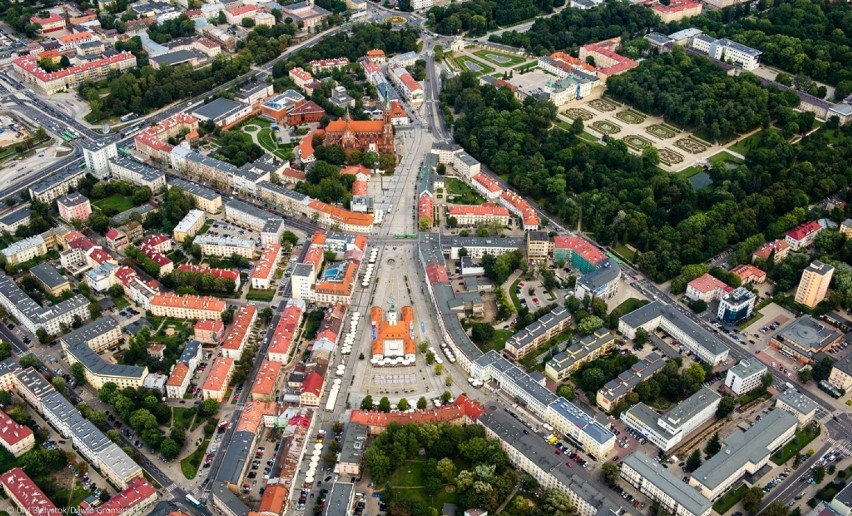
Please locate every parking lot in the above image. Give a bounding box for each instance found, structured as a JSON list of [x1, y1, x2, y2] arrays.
[[204, 219, 261, 244]]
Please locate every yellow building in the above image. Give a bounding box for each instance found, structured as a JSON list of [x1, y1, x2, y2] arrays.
[[794, 260, 834, 308]]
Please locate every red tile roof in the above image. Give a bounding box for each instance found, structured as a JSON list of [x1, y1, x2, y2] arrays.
[[352, 180, 368, 196], [454, 394, 485, 420], [251, 244, 281, 283], [177, 264, 239, 282], [166, 362, 189, 387], [553, 236, 607, 266], [752, 239, 790, 261], [195, 319, 225, 333], [447, 203, 509, 217], [425, 263, 449, 284], [350, 404, 467, 428], [86, 478, 155, 515], [14, 52, 134, 82], [0, 468, 60, 515], [268, 304, 304, 359], [151, 293, 226, 313], [0, 409, 32, 447], [473, 174, 502, 193], [301, 370, 324, 396], [730, 264, 766, 283], [251, 359, 281, 397], [688, 273, 732, 294], [222, 305, 257, 352], [202, 356, 234, 393], [786, 220, 822, 242]]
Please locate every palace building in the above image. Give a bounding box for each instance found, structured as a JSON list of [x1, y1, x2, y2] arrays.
[[323, 104, 394, 155]]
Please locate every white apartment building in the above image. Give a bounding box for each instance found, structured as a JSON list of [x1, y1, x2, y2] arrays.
[[0, 276, 89, 336], [724, 359, 766, 396], [453, 151, 480, 178], [108, 156, 167, 192], [82, 141, 118, 179], [690, 35, 761, 71], [291, 263, 316, 301]]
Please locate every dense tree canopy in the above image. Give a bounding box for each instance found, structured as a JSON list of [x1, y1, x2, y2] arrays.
[[606, 49, 801, 142], [147, 14, 196, 44], [441, 66, 852, 282], [491, 1, 659, 55], [427, 0, 561, 36]]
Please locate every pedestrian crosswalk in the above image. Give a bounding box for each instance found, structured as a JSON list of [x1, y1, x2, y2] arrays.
[[165, 483, 178, 493], [826, 438, 852, 456]]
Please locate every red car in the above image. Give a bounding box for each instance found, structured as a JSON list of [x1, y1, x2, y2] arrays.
[[554, 450, 561, 455], [565, 461, 572, 468]]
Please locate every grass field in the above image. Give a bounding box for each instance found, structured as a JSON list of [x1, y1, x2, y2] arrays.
[[172, 407, 197, 429], [94, 194, 133, 213], [181, 438, 210, 479], [712, 484, 747, 515], [51, 483, 93, 509], [385, 460, 459, 512], [708, 151, 744, 167], [675, 165, 704, 180], [607, 298, 647, 329], [246, 289, 276, 302], [510, 279, 523, 311], [484, 329, 514, 353], [729, 129, 778, 156], [257, 127, 294, 160], [111, 295, 130, 309], [611, 243, 637, 263], [446, 178, 485, 205], [454, 55, 495, 76], [771, 425, 820, 465], [473, 49, 527, 66]]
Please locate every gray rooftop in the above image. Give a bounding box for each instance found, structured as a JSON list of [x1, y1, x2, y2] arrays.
[[548, 396, 615, 445], [662, 387, 721, 430], [831, 352, 852, 377], [645, 32, 672, 45], [180, 148, 238, 175], [215, 430, 255, 485], [211, 481, 249, 516], [478, 408, 624, 514], [179, 339, 202, 365], [691, 409, 797, 491], [475, 351, 557, 409], [16, 367, 53, 398], [65, 340, 146, 380], [61, 317, 120, 348], [339, 423, 368, 465], [195, 233, 255, 250], [620, 300, 729, 359], [773, 316, 842, 356], [505, 306, 572, 355], [193, 97, 248, 123], [0, 207, 31, 227], [716, 38, 762, 57], [168, 177, 221, 201], [441, 235, 524, 250], [325, 482, 354, 516], [57, 192, 89, 207], [1, 234, 45, 258], [777, 389, 819, 416], [29, 262, 69, 290], [258, 181, 311, 204], [0, 358, 20, 378], [0, 275, 88, 330], [721, 286, 755, 305], [293, 263, 315, 277], [150, 49, 207, 67], [623, 452, 711, 516], [577, 258, 620, 293], [728, 359, 766, 380], [109, 156, 165, 184], [600, 352, 667, 403], [834, 481, 852, 509], [667, 28, 703, 41], [29, 167, 85, 196], [226, 198, 280, 224], [455, 151, 479, 166]]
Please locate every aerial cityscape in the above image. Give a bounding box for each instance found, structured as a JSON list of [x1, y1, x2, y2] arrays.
[[0, 0, 848, 515]]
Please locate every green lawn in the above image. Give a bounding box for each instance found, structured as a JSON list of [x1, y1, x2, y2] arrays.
[[446, 178, 485, 206], [708, 151, 744, 167], [771, 424, 820, 465], [510, 279, 523, 311], [473, 49, 527, 66], [674, 165, 704, 179], [93, 194, 133, 213], [236, 116, 271, 130], [607, 298, 647, 328], [712, 484, 747, 515], [821, 127, 844, 145], [611, 243, 637, 263], [51, 483, 93, 509], [729, 129, 778, 156], [454, 55, 495, 76], [111, 295, 130, 309], [180, 438, 211, 479], [385, 460, 459, 512], [246, 289, 276, 302], [172, 406, 197, 429]]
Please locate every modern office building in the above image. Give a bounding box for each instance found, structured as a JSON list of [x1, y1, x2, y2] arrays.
[[621, 452, 712, 516], [717, 287, 757, 324], [689, 409, 797, 500], [794, 260, 834, 309], [621, 387, 721, 451], [723, 359, 767, 396]]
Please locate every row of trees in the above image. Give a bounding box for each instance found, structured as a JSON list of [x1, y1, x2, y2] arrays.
[[426, 0, 558, 36], [491, 0, 659, 55], [161, 269, 238, 294], [294, 160, 357, 208]]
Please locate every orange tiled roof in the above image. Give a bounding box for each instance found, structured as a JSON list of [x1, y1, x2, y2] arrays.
[[268, 304, 303, 359], [250, 244, 281, 282], [166, 362, 189, 387], [370, 305, 415, 356], [447, 203, 509, 217], [222, 305, 257, 352], [251, 359, 281, 397], [151, 293, 226, 313], [314, 261, 357, 297], [202, 356, 234, 393], [350, 405, 464, 428]]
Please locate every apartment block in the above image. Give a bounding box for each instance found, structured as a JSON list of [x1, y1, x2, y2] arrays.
[[222, 305, 257, 360], [194, 320, 225, 344], [202, 356, 235, 402], [794, 260, 834, 309], [503, 306, 572, 361], [597, 352, 667, 412], [167, 178, 222, 214], [0, 409, 34, 457], [150, 293, 225, 320], [250, 243, 281, 290], [775, 389, 819, 426], [57, 192, 92, 221], [173, 209, 205, 243], [1, 234, 48, 265], [545, 328, 616, 381]]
